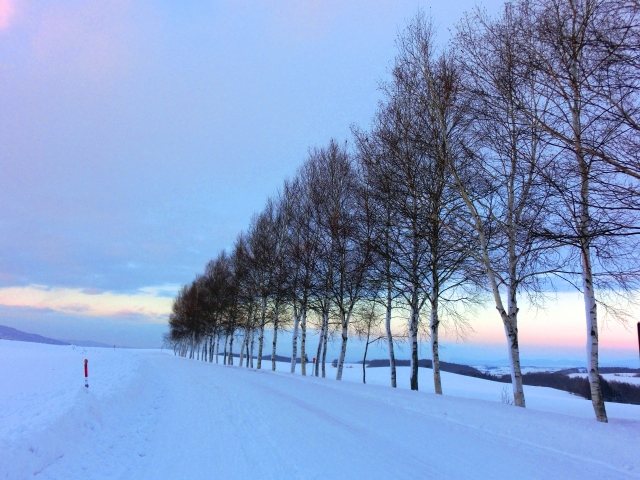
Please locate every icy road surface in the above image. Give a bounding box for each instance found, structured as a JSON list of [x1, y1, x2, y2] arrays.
[[1, 340, 639, 479]]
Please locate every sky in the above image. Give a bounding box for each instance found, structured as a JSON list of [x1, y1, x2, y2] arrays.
[[0, 0, 638, 365]]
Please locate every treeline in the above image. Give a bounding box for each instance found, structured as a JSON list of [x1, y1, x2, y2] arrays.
[[167, 0, 640, 422]]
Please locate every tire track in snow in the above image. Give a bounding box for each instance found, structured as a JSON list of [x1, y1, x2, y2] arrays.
[[311, 378, 640, 479]]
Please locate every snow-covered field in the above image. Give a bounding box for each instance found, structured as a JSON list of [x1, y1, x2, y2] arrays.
[[569, 372, 640, 386], [1, 340, 639, 479], [474, 365, 568, 376]]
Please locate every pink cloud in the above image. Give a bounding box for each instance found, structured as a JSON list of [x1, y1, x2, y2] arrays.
[[0, 0, 16, 31], [29, 0, 141, 85], [0, 285, 172, 323]]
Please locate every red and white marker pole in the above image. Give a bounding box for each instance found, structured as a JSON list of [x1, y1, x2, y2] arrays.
[[84, 359, 89, 388]]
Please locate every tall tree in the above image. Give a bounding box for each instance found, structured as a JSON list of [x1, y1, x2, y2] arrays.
[[308, 140, 371, 381], [521, 0, 640, 421]]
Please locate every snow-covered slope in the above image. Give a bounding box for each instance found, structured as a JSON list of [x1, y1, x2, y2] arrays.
[[1, 340, 639, 479]]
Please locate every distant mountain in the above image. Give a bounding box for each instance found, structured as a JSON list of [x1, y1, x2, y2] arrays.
[[0, 325, 126, 348], [0, 325, 70, 345]]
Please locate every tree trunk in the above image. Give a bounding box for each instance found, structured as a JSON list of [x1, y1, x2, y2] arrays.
[[582, 240, 608, 422], [290, 309, 300, 373], [451, 155, 527, 407], [228, 334, 234, 366], [362, 322, 371, 384], [504, 278, 526, 407], [245, 331, 250, 366], [239, 331, 247, 367], [257, 296, 267, 370], [271, 310, 279, 371], [322, 318, 329, 378], [315, 329, 323, 377], [386, 290, 397, 388], [249, 328, 255, 368], [336, 311, 352, 381], [503, 316, 525, 406], [409, 304, 419, 391], [223, 334, 228, 365], [315, 312, 327, 377], [430, 294, 442, 395], [215, 335, 220, 363], [300, 308, 307, 375]]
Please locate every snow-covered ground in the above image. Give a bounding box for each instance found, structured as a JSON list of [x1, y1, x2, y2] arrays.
[[1, 339, 639, 479]]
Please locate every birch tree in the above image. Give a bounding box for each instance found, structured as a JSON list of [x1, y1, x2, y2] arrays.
[[308, 140, 371, 381], [456, 5, 558, 407], [523, 0, 640, 421]]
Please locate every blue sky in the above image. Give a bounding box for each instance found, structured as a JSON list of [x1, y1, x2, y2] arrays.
[[0, 0, 637, 365]]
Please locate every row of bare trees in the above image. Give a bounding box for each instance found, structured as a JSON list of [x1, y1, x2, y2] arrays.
[[168, 0, 640, 422]]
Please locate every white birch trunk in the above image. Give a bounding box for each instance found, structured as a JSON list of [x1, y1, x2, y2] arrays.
[[321, 316, 329, 378], [245, 332, 250, 366], [450, 157, 526, 407], [582, 245, 608, 422], [290, 311, 300, 374], [239, 331, 247, 367], [386, 291, 397, 388], [430, 295, 442, 395], [271, 310, 279, 371], [572, 77, 607, 422], [300, 308, 307, 375], [505, 281, 525, 407], [257, 297, 267, 370], [336, 311, 352, 381], [315, 312, 327, 377], [409, 305, 419, 391], [249, 328, 255, 368]]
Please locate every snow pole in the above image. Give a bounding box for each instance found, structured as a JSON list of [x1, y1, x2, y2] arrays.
[[84, 359, 89, 388]]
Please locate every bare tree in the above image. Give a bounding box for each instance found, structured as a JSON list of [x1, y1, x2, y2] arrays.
[[448, 4, 556, 407], [352, 300, 385, 384], [519, 0, 640, 421], [356, 15, 478, 393], [354, 126, 402, 388], [307, 140, 371, 381]]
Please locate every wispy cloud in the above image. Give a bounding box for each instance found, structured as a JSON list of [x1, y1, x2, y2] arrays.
[[0, 284, 174, 323]]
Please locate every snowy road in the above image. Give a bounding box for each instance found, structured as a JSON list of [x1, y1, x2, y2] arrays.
[[2, 342, 639, 479]]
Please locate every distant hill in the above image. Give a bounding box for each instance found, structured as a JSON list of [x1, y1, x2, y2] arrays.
[[228, 353, 309, 363], [0, 325, 69, 345], [0, 325, 124, 348], [365, 358, 488, 377]]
